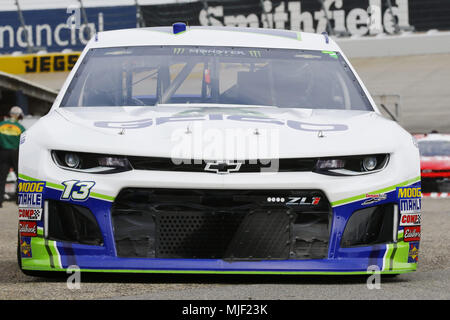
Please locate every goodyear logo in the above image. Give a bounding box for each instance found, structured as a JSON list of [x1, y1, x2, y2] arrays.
[[397, 187, 421, 199], [18, 181, 45, 193]]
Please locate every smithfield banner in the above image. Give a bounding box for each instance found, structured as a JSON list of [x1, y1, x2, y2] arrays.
[[142, 0, 450, 36], [0, 6, 136, 54]]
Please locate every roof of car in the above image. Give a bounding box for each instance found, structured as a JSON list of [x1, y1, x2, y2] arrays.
[[87, 26, 341, 53]]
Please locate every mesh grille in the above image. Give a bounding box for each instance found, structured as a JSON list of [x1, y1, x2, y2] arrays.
[[156, 212, 244, 259], [112, 188, 331, 260]]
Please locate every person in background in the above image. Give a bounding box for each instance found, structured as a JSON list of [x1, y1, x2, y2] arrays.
[[0, 106, 26, 208]]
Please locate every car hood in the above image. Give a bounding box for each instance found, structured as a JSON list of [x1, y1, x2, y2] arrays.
[[37, 105, 408, 159]]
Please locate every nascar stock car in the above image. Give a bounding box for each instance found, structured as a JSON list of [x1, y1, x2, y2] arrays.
[[17, 24, 421, 276], [415, 133, 450, 196]]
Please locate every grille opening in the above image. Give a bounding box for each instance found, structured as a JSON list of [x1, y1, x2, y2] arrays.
[[47, 200, 103, 246], [341, 204, 395, 247], [112, 188, 332, 260]]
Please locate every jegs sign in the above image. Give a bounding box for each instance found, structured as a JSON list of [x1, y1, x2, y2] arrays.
[[0, 52, 80, 74]]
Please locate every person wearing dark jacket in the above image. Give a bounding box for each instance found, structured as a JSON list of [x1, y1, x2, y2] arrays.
[[0, 106, 26, 208]]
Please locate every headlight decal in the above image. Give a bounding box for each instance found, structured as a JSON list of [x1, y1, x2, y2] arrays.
[[52, 150, 132, 174], [314, 154, 389, 176]]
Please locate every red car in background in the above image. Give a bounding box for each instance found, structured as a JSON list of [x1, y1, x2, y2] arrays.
[[415, 133, 450, 196]]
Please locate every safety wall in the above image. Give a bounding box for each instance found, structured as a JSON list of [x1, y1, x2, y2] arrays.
[[0, 6, 136, 54], [142, 0, 450, 36]]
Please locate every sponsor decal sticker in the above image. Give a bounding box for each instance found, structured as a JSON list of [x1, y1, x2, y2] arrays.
[[399, 198, 421, 213], [19, 221, 37, 237], [18, 193, 43, 208], [408, 242, 420, 263], [20, 237, 32, 258], [362, 193, 387, 205], [18, 208, 43, 221], [18, 181, 45, 208], [403, 226, 421, 242], [18, 181, 45, 193], [400, 213, 421, 226], [94, 115, 348, 132], [397, 187, 421, 199]]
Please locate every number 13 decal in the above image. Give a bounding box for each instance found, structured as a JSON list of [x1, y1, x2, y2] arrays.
[[61, 180, 95, 201]]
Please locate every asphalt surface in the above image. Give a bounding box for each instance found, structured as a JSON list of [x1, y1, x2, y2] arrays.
[[350, 53, 450, 134], [0, 198, 449, 300]]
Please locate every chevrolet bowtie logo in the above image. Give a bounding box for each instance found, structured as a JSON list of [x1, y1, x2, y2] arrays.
[[204, 161, 242, 174]]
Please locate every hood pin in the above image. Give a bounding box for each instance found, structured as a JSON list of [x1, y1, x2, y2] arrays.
[[318, 130, 325, 138]]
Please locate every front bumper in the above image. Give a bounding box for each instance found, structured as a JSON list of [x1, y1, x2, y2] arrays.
[[18, 168, 421, 275]]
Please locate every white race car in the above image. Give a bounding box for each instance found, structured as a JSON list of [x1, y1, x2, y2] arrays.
[[17, 25, 421, 276]]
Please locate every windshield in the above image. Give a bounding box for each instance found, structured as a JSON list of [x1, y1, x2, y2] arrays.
[[418, 141, 450, 156], [61, 46, 372, 110]]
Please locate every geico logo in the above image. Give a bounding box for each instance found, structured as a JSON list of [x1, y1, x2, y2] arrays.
[[24, 54, 79, 73], [18, 182, 45, 193], [398, 187, 421, 198]]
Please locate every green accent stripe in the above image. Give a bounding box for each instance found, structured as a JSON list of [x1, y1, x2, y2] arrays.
[[389, 243, 398, 271], [18, 173, 40, 181], [90, 192, 115, 201], [47, 182, 64, 190], [18, 173, 115, 202], [44, 239, 55, 269], [331, 176, 421, 207]]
